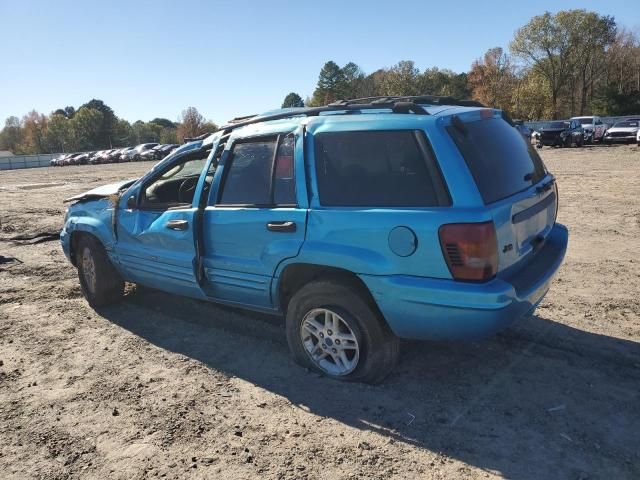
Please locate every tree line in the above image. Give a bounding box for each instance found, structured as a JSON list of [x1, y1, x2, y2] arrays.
[[0, 101, 217, 155], [2, 9, 639, 155], [284, 9, 639, 120]]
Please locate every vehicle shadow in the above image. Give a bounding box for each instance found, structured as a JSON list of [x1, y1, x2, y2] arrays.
[[97, 288, 640, 479]]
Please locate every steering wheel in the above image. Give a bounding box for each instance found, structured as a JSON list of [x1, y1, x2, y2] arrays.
[[178, 177, 199, 204]]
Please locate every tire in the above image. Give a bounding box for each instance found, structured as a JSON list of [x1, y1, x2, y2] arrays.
[[285, 279, 399, 384], [75, 235, 124, 307]]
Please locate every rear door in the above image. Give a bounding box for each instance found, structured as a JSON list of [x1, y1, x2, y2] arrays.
[[446, 115, 557, 273], [200, 129, 307, 308]]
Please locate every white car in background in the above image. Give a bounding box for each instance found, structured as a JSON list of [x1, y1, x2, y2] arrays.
[[603, 119, 640, 145], [637, 128, 640, 146], [570, 116, 606, 144]]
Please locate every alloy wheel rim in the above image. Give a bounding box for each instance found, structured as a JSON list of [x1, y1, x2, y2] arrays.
[[82, 247, 97, 294], [300, 308, 360, 376]]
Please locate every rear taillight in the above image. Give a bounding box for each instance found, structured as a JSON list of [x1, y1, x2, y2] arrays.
[[439, 222, 498, 282]]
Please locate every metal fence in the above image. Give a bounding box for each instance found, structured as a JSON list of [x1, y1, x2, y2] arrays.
[[0, 153, 59, 171]]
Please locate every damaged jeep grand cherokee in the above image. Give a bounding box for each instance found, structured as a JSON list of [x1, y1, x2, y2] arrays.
[[61, 96, 568, 383]]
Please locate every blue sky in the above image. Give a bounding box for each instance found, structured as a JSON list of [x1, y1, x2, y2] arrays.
[[1, 0, 638, 125]]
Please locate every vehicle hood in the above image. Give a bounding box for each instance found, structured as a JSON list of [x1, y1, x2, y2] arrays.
[[606, 127, 638, 133], [64, 179, 137, 204], [541, 128, 566, 133]]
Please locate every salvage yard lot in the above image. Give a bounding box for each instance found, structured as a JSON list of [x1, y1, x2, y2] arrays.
[[1, 145, 639, 479]]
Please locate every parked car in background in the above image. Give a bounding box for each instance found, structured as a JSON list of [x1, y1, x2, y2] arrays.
[[61, 96, 567, 383], [513, 120, 531, 142], [107, 148, 125, 163], [139, 144, 167, 161], [89, 151, 104, 165], [537, 120, 584, 148], [70, 152, 90, 165], [119, 147, 137, 162], [603, 119, 640, 144], [60, 154, 75, 166], [637, 128, 640, 146], [153, 143, 179, 160], [51, 153, 71, 166], [95, 149, 116, 163], [570, 116, 606, 144], [124, 143, 159, 161]]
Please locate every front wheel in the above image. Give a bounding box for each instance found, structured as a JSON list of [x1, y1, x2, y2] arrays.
[[75, 235, 124, 307], [286, 280, 399, 384]]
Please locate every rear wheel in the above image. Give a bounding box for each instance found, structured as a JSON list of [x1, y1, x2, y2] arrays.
[[75, 235, 124, 307], [285, 280, 399, 384]]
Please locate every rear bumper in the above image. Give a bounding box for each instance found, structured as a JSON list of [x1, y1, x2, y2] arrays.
[[361, 223, 568, 341]]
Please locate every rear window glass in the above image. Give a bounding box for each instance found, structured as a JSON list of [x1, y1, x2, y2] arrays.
[[314, 130, 449, 207], [447, 118, 547, 204]]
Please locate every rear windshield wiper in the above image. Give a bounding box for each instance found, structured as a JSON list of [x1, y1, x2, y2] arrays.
[[536, 177, 555, 193]]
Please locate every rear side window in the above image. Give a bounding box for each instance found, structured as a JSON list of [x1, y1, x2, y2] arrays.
[[314, 130, 449, 207], [447, 118, 547, 204]]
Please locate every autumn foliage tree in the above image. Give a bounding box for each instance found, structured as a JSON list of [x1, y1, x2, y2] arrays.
[[468, 48, 515, 111], [176, 107, 218, 142]]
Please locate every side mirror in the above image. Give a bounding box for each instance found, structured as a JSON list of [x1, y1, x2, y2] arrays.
[[126, 195, 137, 210]]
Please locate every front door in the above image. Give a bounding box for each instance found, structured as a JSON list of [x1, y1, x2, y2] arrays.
[[201, 131, 307, 308], [115, 148, 213, 298]]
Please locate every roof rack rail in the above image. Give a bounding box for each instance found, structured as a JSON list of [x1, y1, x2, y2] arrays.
[[216, 95, 484, 135], [228, 114, 258, 124], [183, 132, 215, 143], [340, 95, 486, 108], [218, 99, 430, 134]]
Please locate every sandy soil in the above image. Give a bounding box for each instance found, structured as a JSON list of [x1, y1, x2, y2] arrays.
[[1, 145, 639, 480]]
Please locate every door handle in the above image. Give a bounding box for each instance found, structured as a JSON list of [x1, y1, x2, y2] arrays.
[[266, 221, 296, 233], [166, 219, 189, 231]]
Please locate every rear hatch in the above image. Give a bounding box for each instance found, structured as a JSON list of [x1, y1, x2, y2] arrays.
[[446, 112, 557, 274]]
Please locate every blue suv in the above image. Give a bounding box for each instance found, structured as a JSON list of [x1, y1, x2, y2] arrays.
[[61, 96, 568, 383]]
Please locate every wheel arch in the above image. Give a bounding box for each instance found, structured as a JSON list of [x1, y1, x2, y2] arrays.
[[274, 262, 381, 317], [68, 226, 110, 267]]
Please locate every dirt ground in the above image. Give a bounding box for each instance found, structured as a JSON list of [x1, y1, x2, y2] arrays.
[[1, 145, 639, 480]]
